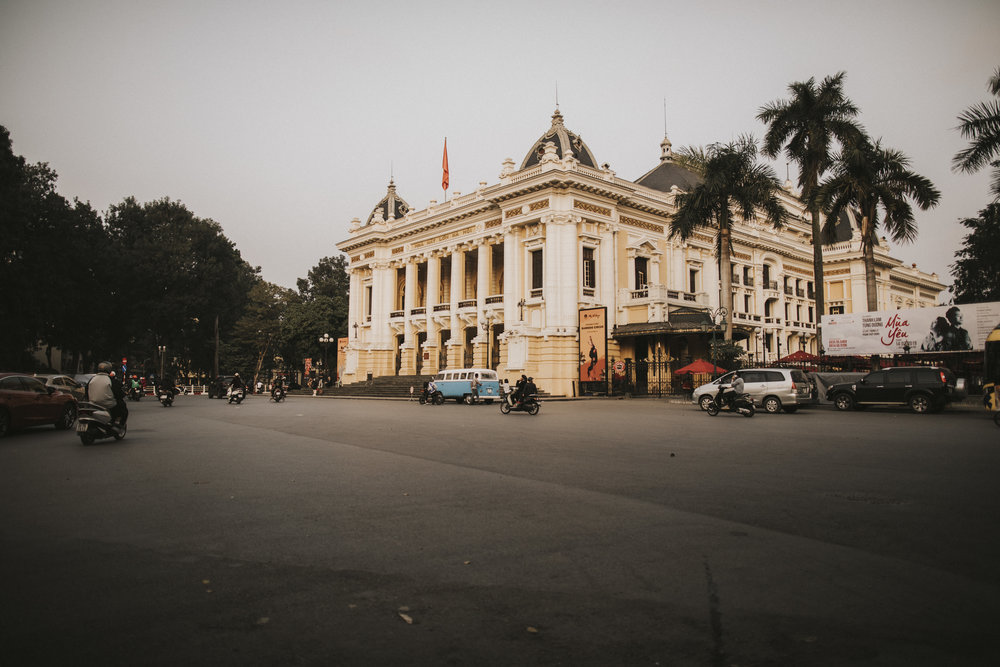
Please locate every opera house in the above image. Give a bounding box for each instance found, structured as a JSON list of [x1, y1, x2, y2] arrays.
[[336, 109, 943, 396]]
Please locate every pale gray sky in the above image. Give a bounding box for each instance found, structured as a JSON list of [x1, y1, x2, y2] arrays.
[[2, 0, 998, 290]]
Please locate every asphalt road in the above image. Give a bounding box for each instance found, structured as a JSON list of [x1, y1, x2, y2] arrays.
[[2, 394, 999, 666]]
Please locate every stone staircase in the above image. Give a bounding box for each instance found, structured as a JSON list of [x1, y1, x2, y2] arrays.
[[300, 374, 430, 399]]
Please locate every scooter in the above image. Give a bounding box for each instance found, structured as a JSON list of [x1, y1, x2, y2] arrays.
[[128, 385, 142, 401], [270, 386, 286, 402], [227, 386, 246, 404], [500, 386, 540, 415], [158, 387, 174, 407], [76, 401, 127, 444], [419, 387, 445, 405], [706, 391, 755, 417]]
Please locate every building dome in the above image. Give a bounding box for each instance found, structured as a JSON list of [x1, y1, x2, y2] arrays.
[[520, 108, 599, 169], [366, 179, 410, 225]]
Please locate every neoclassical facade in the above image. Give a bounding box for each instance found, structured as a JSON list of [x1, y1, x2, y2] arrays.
[[336, 109, 944, 395]]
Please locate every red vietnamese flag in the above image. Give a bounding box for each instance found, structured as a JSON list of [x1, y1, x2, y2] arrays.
[[442, 138, 449, 193]]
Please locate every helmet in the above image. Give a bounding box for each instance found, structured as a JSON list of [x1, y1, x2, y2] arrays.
[[97, 361, 113, 374], [234, 372, 240, 377]]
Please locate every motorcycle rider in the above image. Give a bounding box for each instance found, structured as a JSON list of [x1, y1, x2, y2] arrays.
[[89, 361, 128, 426], [159, 373, 177, 397], [523, 377, 538, 403], [715, 373, 745, 410], [230, 373, 246, 399], [511, 374, 528, 405], [271, 375, 285, 400]]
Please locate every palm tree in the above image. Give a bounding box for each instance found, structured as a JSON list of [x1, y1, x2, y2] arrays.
[[669, 136, 788, 340], [953, 66, 1000, 201], [757, 72, 864, 346], [820, 135, 941, 311]]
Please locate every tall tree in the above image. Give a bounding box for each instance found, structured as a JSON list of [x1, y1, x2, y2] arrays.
[[104, 197, 259, 373], [953, 66, 1000, 202], [757, 72, 864, 346], [950, 203, 1000, 304], [0, 125, 108, 369], [669, 136, 788, 340], [820, 136, 940, 311]]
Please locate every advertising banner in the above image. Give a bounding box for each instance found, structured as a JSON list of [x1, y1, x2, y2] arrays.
[[822, 302, 1000, 355], [579, 307, 608, 382]]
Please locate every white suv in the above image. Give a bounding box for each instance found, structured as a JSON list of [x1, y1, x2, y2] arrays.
[[692, 368, 816, 414]]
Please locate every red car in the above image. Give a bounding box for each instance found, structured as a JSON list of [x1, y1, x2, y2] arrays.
[[0, 372, 78, 437]]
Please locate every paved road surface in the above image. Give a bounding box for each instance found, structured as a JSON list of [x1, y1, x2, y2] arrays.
[[2, 395, 998, 665]]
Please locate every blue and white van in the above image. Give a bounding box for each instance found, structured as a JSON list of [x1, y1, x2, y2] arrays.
[[434, 368, 500, 404]]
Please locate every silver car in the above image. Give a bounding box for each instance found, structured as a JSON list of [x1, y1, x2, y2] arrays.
[[693, 368, 816, 414], [36, 374, 87, 401]]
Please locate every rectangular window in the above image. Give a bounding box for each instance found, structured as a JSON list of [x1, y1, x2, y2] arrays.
[[531, 249, 543, 291], [364, 284, 373, 320], [582, 247, 596, 289], [634, 257, 648, 289], [689, 268, 699, 293]]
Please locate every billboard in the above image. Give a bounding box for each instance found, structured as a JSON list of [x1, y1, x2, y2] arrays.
[[579, 307, 608, 382], [822, 302, 1000, 355]]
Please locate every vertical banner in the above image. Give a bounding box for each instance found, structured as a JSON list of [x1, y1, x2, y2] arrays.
[[337, 337, 349, 380], [579, 307, 608, 382]]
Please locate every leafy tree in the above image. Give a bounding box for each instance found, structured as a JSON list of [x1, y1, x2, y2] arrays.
[[757, 72, 864, 335], [0, 125, 108, 370], [103, 197, 258, 375], [950, 203, 1000, 304], [711, 340, 747, 371], [953, 66, 1000, 202], [293, 254, 350, 376], [820, 136, 940, 311], [669, 136, 788, 340], [228, 281, 296, 383]]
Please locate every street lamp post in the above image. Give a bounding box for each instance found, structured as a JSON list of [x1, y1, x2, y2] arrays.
[[158, 345, 166, 380], [706, 306, 727, 379], [319, 333, 332, 376], [480, 314, 493, 370]]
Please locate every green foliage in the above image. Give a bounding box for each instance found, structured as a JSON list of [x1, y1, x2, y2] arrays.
[[711, 340, 747, 371], [953, 66, 1000, 202], [820, 135, 940, 310], [950, 203, 1000, 304], [669, 136, 787, 339], [103, 197, 259, 373], [0, 126, 107, 369]]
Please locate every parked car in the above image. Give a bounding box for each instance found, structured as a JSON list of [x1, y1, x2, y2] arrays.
[[0, 372, 78, 437], [693, 368, 816, 414], [36, 374, 86, 401], [826, 366, 959, 414], [208, 375, 235, 399]]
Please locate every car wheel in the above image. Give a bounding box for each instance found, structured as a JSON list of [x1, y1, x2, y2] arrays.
[[833, 393, 854, 411], [698, 395, 714, 411], [54, 404, 76, 430], [0, 409, 9, 438], [763, 396, 782, 414], [909, 394, 931, 414]]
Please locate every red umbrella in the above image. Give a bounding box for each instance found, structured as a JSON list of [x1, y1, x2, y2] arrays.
[[674, 359, 727, 375], [776, 350, 819, 363]]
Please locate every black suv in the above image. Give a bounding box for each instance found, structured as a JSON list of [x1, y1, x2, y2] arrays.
[[826, 366, 958, 413]]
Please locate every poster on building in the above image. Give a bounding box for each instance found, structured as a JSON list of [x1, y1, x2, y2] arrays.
[[579, 307, 608, 382], [337, 337, 349, 381], [822, 301, 1000, 355]]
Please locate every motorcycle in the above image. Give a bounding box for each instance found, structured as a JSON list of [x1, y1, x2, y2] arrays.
[[270, 386, 287, 402], [227, 386, 246, 404], [76, 401, 127, 444], [158, 387, 174, 407], [500, 386, 540, 415], [706, 391, 755, 418], [128, 384, 142, 401], [419, 388, 445, 405]]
